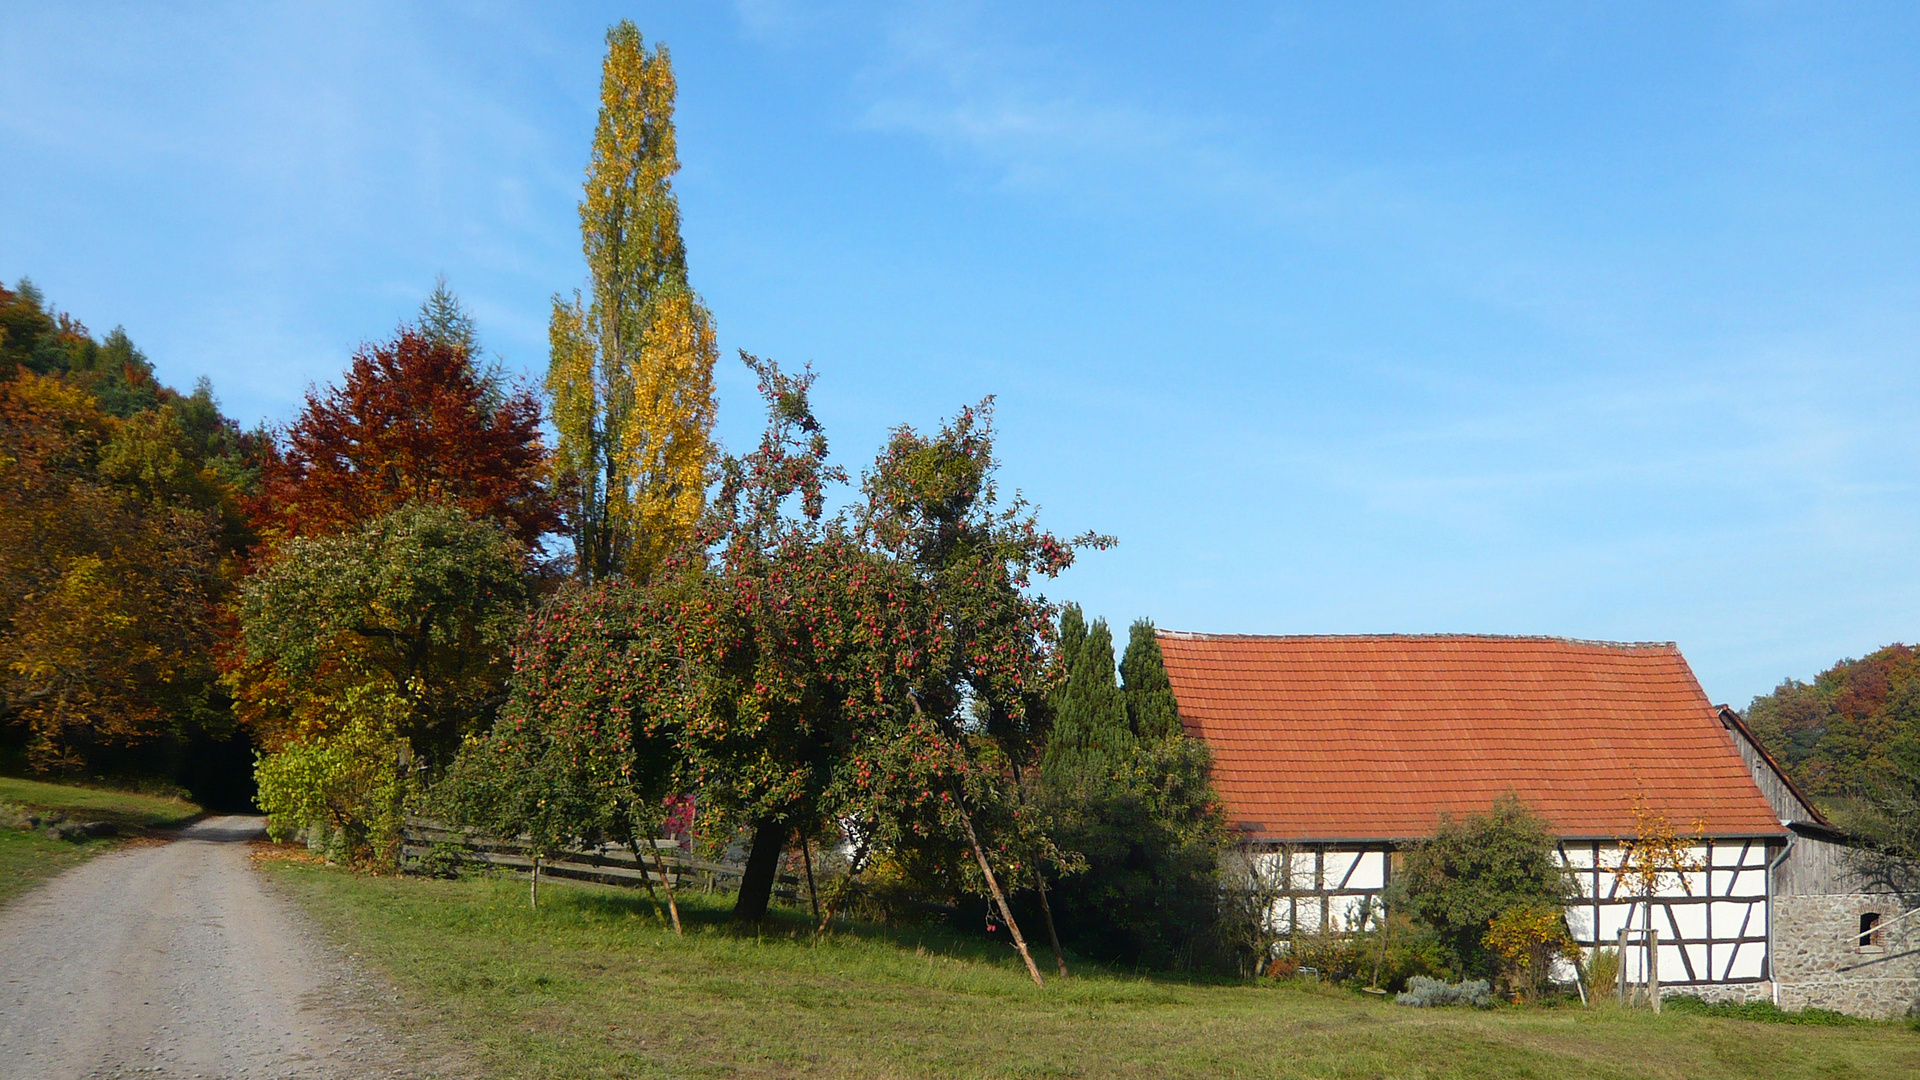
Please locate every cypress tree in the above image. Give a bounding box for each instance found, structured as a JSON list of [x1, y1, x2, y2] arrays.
[[1042, 605, 1132, 787], [1039, 608, 1226, 968], [1120, 618, 1182, 740]]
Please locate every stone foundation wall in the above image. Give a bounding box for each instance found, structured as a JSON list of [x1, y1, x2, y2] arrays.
[[1667, 981, 1774, 1006], [1774, 894, 1919, 1019]]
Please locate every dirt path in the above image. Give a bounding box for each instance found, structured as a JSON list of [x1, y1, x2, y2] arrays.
[[0, 815, 453, 1080]]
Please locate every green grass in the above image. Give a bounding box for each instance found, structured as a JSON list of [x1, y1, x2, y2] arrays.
[[0, 777, 201, 906], [0, 776, 201, 830], [266, 864, 1920, 1080]]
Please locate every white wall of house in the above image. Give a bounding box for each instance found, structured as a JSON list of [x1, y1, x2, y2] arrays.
[[1560, 839, 1776, 986], [1254, 837, 1779, 990]]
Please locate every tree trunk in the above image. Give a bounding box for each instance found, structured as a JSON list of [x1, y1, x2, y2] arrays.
[[530, 855, 540, 911], [732, 818, 786, 922], [1034, 871, 1068, 978]]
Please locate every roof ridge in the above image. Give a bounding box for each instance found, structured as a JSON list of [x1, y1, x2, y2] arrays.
[[1155, 630, 1678, 650]]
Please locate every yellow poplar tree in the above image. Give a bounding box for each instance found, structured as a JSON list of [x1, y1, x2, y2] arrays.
[[549, 20, 717, 581]]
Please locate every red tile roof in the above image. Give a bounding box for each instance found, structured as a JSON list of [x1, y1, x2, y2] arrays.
[[1158, 632, 1786, 842]]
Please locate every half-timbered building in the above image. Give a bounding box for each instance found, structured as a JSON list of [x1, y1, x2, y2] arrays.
[[1159, 632, 1919, 1015]]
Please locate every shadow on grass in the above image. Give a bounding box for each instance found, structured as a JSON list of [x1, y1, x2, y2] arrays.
[[540, 875, 1250, 990], [0, 776, 202, 833]]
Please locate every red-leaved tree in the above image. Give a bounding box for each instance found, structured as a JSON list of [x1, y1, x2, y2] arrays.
[[259, 328, 558, 547]]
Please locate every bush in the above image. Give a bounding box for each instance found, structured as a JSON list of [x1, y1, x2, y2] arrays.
[[1398, 793, 1574, 979], [254, 687, 409, 867], [1395, 975, 1494, 1008], [1484, 903, 1580, 999], [1366, 912, 1455, 991]]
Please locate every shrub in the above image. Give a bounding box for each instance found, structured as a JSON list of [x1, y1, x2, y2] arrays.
[[1366, 912, 1455, 991], [1484, 903, 1581, 999], [254, 686, 409, 867], [1585, 946, 1620, 999], [1395, 975, 1494, 1008], [1398, 793, 1574, 979]]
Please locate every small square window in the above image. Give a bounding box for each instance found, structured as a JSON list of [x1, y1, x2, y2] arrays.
[[1859, 912, 1883, 949]]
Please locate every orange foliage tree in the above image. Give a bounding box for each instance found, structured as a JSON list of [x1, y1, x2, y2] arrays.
[[0, 374, 234, 771], [259, 328, 558, 548]]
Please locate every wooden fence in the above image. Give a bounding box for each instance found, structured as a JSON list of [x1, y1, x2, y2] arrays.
[[399, 817, 798, 902]]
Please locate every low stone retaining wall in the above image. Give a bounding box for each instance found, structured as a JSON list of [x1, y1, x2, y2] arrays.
[[1674, 981, 1774, 1006]]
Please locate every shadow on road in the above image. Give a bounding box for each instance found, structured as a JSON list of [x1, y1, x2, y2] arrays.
[[175, 815, 268, 843]]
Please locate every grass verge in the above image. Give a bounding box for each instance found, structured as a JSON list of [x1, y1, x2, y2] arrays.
[[0, 776, 201, 907], [266, 861, 1920, 1080]]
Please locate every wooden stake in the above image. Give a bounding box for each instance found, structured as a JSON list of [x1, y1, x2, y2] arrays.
[[1034, 871, 1068, 977], [1648, 926, 1660, 1014], [960, 806, 1044, 988], [530, 855, 540, 911], [1617, 925, 1630, 1005], [801, 836, 821, 926], [902, 690, 1043, 987], [649, 842, 684, 936]]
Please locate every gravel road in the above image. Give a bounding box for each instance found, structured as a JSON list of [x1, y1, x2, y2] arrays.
[[0, 815, 454, 1080]]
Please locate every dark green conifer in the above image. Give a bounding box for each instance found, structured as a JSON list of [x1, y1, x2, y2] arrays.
[[1041, 605, 1132, 787], [1037, 605, 1226, 968], [1120, 618, 1182, 740], [418, 274, 479, 356]]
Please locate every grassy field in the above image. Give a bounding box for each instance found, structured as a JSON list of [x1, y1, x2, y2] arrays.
[[0, 777, 201, 906], [266, 862, 1920, 1080]]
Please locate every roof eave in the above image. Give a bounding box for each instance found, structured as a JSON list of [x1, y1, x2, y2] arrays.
[[1234, 829, 1789, 846]]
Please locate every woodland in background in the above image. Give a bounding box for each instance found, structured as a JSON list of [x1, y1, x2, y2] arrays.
[[1746, 644, 1920, 895], [0, 279, 260, 806]]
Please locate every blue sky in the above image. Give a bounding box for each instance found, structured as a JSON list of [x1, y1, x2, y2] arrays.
[[4, 2, 1918, 706]]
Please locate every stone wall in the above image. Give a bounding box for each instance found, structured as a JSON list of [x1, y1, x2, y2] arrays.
[[1673, 981, 1774, 1006], [1773, 894, 1919, 1018]]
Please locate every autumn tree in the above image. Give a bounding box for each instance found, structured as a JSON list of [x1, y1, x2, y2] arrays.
[[549, 20, 717, 582], [852, 400, 1112, 983], [1741, 644, 1920, 898], [1745, 644, 1920, 804], [661, 356, 923, 922], [231, 503, 529, 765], [0, 278, 167, 417], [0, 291, 259, 784], [441, 357, 921, 921], [260, 327, 555, 547], [437, 576, 693, 917]]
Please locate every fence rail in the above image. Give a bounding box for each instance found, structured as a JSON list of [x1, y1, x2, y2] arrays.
[[399, 817, 798, 901]]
